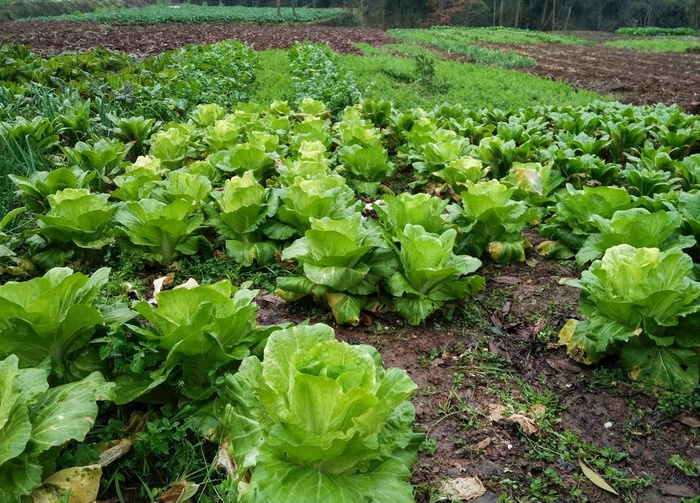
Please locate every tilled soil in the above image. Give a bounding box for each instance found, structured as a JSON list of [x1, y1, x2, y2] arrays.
[[479, 41, 700, 113], [0, 21, 395, 56]]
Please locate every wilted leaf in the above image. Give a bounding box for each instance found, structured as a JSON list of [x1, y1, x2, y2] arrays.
[[546, 357, 583, 373], [174, 278, 199, 290], [153, 274, 175, 296], [509, 413, 539, 435], [558, 319, 593, 365], [32, 465, 102, 503], [99, 438, 132, 467], [488, 404, 539, 435], [677, 415, 700, 428], [438, 476, 486, 501], [156, 480, 199, 503], [214, 441, 236, 476], [579, 461, 619, 496]]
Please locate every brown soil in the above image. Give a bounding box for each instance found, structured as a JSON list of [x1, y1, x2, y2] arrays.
[[479, 41, 700, 113], [1, 20, 698, 501], [0, 21, 395, 56]]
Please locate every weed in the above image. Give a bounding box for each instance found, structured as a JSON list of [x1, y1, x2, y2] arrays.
[[669, 454, 700, 478], [657, 387, 700, 416], [419, 436, 439, 457]]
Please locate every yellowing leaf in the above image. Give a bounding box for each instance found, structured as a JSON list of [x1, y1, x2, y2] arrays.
[[156, 480, 199, 503], [32, 465, 102, 503], [579, 461, 619, 496], [558, 319, 593, 365]]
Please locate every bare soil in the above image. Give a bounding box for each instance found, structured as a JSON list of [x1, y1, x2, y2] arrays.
[[0, 21, 395, 56], [1, 20, 698, 501], [479, 41, 700, 114]]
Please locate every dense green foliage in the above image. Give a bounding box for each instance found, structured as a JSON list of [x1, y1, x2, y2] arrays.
[[208, 324, 422, 503], [289, 42, 361, 116], [31, 4, 346, 24], [616, 26, 699, 36]]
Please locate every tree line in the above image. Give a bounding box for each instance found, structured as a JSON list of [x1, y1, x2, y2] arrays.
[[202, 0, 700, 30]]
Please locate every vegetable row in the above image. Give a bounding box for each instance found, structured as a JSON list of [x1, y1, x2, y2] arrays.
[[3, 98, 700, 389]]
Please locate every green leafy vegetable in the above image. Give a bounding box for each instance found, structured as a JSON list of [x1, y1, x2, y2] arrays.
[[449, 179, 535, 263], [575, 208, 695, 264], [115, 198, 205, 266], [562, 245, 700, 390], [0, 355, 111, 503], [0, 267, 111, 382], [118, 281, 275, 403], [205, 324, 422, 503], [36, 188, 117, 251], [276, 214, 396, 325], [385, 224, 484, 325]]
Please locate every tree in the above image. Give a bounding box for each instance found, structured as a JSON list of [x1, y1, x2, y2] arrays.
[[425, 0, 477, 25]]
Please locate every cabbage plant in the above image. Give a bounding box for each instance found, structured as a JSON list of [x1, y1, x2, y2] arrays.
[[538, 184, 633, 258], [267, 175, 360, 239], [208, 171, 277, 266], [117, 281, 277, 403], [276, 214, 396, 325], [10, 167, 95, 213], [115, 198, 205, 266], [448, 179, 536, 263], [575, 208, 695, 265], [385, 224, 484, 325], [0, 267, 110, 382], [562, 245, 700, 390], [374, 192, 449, 237], [208, 324, 422, 503], [336, 143, 395, 196], [36, 188, 117, 251], [0, 355, 111, 502]]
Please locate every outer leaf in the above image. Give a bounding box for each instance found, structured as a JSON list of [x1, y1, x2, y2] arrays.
[[0, 456, 43, 501], [621, 338, 699, 391], [28, 372, 110, 454]]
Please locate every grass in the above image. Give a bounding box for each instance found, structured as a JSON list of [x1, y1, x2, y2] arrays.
[[340, 45, 605, 111], [402, 26, 593, 45], [616, 26, 699, 36], [604, 38, 700, 52]]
